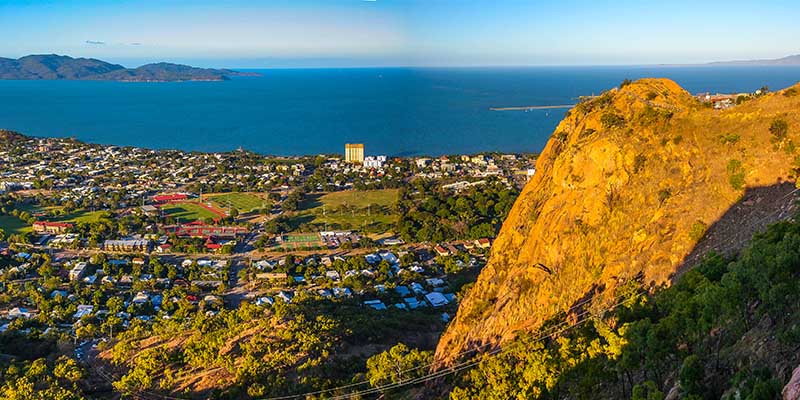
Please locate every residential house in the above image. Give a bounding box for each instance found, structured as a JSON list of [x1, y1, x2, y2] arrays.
[[425, 292, 450, 307], [364, 299, 387, 310], [103, 239, 152, 253], [32, 221, 73, 234], [69, 262, 88, 281], [475, 238, 492, 249], [8, 307, 35, 319]]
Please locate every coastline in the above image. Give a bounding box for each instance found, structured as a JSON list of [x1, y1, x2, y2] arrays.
[[2, 66, 799, 157], [6, 130, 539, 159]]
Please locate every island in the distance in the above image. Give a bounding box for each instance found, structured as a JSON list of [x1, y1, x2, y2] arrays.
[[708, 53, 800, 66], [0, 54, 260, 82]]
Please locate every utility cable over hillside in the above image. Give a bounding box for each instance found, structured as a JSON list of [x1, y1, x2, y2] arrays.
[[86, 288, 623, 400], [86, 190, 798, 400]]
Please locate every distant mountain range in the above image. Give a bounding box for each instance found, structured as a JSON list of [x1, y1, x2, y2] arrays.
[[0, 54, 259, 81], [708, 54, 800, 66]]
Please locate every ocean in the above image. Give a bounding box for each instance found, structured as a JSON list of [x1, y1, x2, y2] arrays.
[[1, 66, 799, 156]]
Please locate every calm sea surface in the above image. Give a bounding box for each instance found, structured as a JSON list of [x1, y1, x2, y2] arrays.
[[1, 66, 799, 156]]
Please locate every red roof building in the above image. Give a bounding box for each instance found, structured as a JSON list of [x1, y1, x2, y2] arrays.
[[164, 223, 247, 239], [476, 238, 492, 249], [434, 245, 451, 257], [153, 194, 189, 203], [32, 221, 74, 234]]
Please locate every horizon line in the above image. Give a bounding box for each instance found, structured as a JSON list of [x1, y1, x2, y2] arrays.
[[226, 63, 800, 70], [7, 53, 800, 70]]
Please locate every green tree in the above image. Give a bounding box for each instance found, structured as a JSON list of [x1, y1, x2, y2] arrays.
[[679, 355, 705, 397], [365, 343, 433, 388]]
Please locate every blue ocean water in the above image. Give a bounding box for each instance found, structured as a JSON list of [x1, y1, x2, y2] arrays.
[[0, 66, 798, 156]]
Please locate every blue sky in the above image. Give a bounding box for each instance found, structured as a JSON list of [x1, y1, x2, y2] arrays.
[[0, 0, 797, 68]]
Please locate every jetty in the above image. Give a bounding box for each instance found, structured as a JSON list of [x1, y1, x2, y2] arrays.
[[490, 104, 574, 111]]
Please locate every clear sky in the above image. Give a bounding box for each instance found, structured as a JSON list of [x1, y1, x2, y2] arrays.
[[0, 0, 797, 68]]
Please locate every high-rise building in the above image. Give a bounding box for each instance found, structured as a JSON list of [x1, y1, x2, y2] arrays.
[[345, 143, 364, 164]]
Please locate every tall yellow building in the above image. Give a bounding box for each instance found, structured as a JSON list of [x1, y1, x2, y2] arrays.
[[345, 143, 365, 164]]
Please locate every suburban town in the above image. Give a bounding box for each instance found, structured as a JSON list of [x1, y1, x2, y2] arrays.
[[0, 131, 535, 396]]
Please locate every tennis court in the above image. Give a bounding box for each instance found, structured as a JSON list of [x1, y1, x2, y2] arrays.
[[284, 233, 320, 243]]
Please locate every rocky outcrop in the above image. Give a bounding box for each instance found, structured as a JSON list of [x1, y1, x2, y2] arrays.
[[436, 78, 800, 364], [784, 364, 800, 400]]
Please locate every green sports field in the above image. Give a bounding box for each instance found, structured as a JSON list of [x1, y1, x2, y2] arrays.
[[162, 202, 220, 222], [207, 192, 267, 213], [289, 189, 399, 233]]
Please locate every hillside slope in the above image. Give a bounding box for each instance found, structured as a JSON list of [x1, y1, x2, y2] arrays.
[[436, 78, 800, 364]]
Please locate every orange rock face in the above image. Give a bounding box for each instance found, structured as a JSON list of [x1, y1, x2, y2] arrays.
[[435, 78, 800, 365]]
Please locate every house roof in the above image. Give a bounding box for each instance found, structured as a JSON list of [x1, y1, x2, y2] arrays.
[[425, 292, 450, 307], [33, 221, 73, 228], [153, 193, 188, 202]]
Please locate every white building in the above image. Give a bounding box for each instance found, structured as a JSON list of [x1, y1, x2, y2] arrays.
[[8, 307, 35, 319], [415, 158, 431, 168], [363, 155, 387, 169], [69, 262, 88, 281], [73, 305, 94, 319]]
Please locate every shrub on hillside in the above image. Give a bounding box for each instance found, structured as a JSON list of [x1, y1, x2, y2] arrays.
[[601, 112, 626, 129], [633, 154, 647, 174], [579, 128, 596, 138], [770, 118, 789, 144], [658, 188, 672, 204], [727, 159, 746, 190], [689, 220, 707, 241], [575, 91, 613, 114], [719, 133, 741, 145]]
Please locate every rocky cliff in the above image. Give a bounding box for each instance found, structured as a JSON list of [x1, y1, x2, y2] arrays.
[[436, 78, 800, 364]]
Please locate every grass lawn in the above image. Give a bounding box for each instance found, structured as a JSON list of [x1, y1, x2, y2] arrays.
[[207, 192, 267, 213], [16, 203, 44, 214], [290, 189, 400, 232], [15, 204, 62, 217], [0, 206, 107, 234], [15, 203, 106, 223], [0, 215, 31, 235], [162, 202, 220, 222], [50, 209, 108, 224]]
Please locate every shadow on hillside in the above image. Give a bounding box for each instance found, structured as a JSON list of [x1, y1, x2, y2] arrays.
[[672, 181, 799, 282], [287, 214, 315, 230], [438, 183, 800, 400], [563, 182, 799, 317], [297, 194, 324, 210]]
